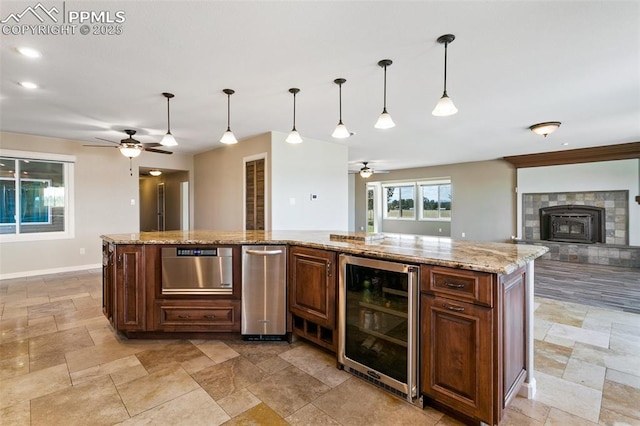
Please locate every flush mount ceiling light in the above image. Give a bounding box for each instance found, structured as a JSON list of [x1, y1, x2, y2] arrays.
[[17, 47, 41, 58], [432, 34, 458, 117], [375, 59, 395, 129], [119, 143, 142, 159], [220, 89, 238, 144], [286, 88, 303, 144], [160, 92, 178, 147], [149, 170, 162, 176], [529, 121, 561, 137], [19, 81, 38, 89], [360, 162, 373, 179], [332, 78, 350, 139]]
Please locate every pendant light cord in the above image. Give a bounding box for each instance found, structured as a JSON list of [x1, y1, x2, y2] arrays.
[[226, 93, 231, 131], [383, 64, 388, 113], [166, 97, 171, 133], [443, 41, 449, 95], [292, 91, 297, 131], [338, 83, 343, 124]]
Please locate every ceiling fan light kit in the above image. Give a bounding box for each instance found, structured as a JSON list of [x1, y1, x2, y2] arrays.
[[432, 34, 458, 117], [529, 121, 561, 137], [375, 59, 396, 129], [161, 92, 178, 147], [286, 88, 303, 144], [359, 162, 373, 178], [220, 89, 238, 144], [332, 78, 351, 139]]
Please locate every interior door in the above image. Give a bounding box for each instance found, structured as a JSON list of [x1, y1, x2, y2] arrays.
[[245, 158, 265, 230], [157, 182, 165, 231]]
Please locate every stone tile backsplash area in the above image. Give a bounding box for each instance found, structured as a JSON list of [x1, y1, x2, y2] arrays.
[[521, 190, 639, 267], [523, 190, 628, 245]]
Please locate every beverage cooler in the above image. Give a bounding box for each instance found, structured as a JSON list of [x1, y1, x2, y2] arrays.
[[338, 254, 419, 402]]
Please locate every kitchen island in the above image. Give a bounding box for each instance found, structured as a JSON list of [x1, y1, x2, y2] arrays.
[[101, 230, 547, 426]]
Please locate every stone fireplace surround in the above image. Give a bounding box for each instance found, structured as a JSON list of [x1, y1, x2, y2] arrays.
[[519, 190, 639, 267]]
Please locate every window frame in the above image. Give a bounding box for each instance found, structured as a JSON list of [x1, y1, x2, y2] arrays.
[[0, 149, 75, 242], [382, 182, 417, 221], [417, 179, 452, 222]]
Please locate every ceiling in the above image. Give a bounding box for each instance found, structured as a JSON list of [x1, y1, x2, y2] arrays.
[[1, 1, 638, 172]]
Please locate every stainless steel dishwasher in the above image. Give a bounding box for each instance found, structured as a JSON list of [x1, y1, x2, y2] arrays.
[[241, 245, 287, 339]]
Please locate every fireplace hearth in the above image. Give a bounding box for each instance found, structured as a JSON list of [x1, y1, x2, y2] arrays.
[[540, 205, 605, 244]]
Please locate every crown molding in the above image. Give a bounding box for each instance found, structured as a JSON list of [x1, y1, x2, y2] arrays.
[[503, 142, 640, 168]]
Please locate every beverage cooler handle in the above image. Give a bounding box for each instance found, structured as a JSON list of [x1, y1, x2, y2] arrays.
[[245, 249, 283, 256]]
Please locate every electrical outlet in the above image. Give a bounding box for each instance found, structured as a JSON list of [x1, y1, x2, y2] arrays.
[[130, 199, 136, 206], [461, 232, 466, 238]]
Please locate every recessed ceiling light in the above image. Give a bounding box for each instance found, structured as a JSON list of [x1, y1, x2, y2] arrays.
[[17, 47, 41, 58], [562, 142, 569, 146], [19, 81, 38, 89]]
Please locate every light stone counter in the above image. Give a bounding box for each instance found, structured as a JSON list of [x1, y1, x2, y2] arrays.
[[101, 230, 548, 275]]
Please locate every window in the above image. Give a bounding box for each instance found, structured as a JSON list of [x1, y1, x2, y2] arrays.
[[419, 180, 451, 221], [0, 150, 75, 241], [383, 184, 415, 219]]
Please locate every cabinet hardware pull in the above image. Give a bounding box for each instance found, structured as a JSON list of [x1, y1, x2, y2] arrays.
[[177, 314, 190, 319], [204, 314, 216, 319], [443, 303, 465, 312], [245, 249, 283, 256], [327, 261, 332, 278], [444, 282, 465, 289]]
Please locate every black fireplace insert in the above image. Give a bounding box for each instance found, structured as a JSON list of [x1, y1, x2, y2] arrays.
[[539, 205, 605, 244]]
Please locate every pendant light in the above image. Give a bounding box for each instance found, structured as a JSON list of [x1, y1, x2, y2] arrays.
[[160, 92, 178, 147], [220, 88, 238, 144], [529, 121, 561, 137], [375, 59, 395, 129], [286, 88, 303, 144], [432, 34, 458, 117], [332, 78, 350, 139]]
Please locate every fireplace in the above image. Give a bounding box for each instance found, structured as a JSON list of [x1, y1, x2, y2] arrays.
[[540, 205, 605, 244]]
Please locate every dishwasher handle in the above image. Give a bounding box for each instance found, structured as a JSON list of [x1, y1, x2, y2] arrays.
[[245, 249, 283, 256]]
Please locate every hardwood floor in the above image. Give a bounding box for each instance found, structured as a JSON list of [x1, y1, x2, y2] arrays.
[[534, 259, 640, 314]]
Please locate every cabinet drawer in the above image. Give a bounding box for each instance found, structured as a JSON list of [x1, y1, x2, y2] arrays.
[[157, 301, 240, 331], [421, 266, 493, 307]]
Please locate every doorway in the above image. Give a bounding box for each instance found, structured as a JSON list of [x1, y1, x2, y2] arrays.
[[366, 182, 381, 233], [245, 157, 265, 231]]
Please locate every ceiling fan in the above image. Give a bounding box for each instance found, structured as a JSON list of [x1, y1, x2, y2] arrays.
[[85, 129, 173, 157], [349, 162, 389, 178]]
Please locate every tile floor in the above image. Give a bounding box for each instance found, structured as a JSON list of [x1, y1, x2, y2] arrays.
[[1, 269, 639, 425]]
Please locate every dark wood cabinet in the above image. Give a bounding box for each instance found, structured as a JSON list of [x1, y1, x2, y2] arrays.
[[102, 242, 115, 325], [288, 246, 337, 351], [420, 265, 527, 425], [157, 300, 241, 332], [114, 245, 146, 331]]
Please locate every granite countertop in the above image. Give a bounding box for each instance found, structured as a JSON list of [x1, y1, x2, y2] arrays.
[[101, 230, 549, 275]]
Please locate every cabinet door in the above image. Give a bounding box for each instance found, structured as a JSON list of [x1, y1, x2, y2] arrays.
[[421, 294, 492, 423], [289, 247, 337, 328], [102, 242, 115, 325], [115, 245, 145, 331]]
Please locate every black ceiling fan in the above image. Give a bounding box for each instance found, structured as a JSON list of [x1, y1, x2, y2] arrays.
[[85, 129, 173, 155], [349, 162, 389, 178]]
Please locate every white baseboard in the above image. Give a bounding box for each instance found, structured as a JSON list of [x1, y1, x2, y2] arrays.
[[0, 263, 102, 281]]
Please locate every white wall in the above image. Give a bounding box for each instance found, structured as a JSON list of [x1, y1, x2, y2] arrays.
[[516, 159, 640, 245], [0, 132, 194, 278], [271, 131, 348, 231]]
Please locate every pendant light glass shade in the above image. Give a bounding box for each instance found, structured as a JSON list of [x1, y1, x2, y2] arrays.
[[529, 121, 561, 137], [359, 169, 373, 179], [332, 78, 350, 139], [160, 92, 178, 146], [220, 89, 238, 144], [286, 88, 303, 144], [149, 170, 162, 176], [375, 59, 395, 129], [432, 34, 458, 117], [120, 144, 142, 158]]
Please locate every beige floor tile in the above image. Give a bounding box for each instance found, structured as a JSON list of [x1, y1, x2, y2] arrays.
[[193, 356, 266, 401], [286, 403, 342, 425], [226, 339, 294, 364], [598, 407, 640, 426], [543, 407, 599, 425], [601, 380, 640, 421], [116, 364, 199, 417], [254, 353, 291, 374], [0, 338, 29, 361], [0, 306, 28, 321], [0, 363, 70, 409], [279, 344, 336, 376], [546, 323, 609, 348], [248, 365, 330, 418], [0, 400, 30, 425], [64, 339, 143, 373], [70, 354, 143, 385], [28, 299, 76, 320], [223, 402, 288, 426], [117, 388, 229, 426], [30, 375, 129, 426], [135, 341, 205, 373], [3, 296, 50, 309], [572, 342, 640, 377], [0, 316, 28, 332], [191, 340, 240, 364], [499, 408, 545, 425], [605, 368, 640, 390], [313, 377, 442, 426], [533, 371, 602, 423], [534, 301, 587, 328], [0, 354, 29, 380], [506, 394, 551, 423], [216, 388, 261, 418], [180, 354, 216, 374], [534, 340, 573, 377], [29, 326, 95, 372], [561, 358, 606, 390]]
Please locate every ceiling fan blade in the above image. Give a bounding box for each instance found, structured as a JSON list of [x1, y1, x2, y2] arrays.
[[84, 144, 118, 148], [142, 143, 162, 148], [94, 137, 120, 145], [144, 147, 173, 155]]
